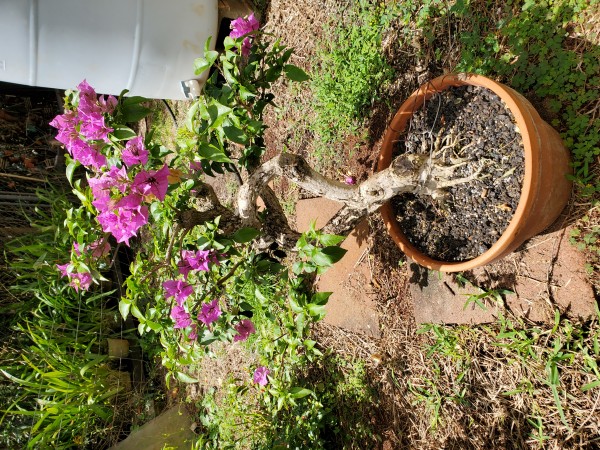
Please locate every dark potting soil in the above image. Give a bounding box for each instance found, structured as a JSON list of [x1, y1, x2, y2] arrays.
[[391, 85, 525, 261]]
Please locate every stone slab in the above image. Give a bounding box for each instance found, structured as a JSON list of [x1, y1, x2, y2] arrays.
[[110, 404, 196, 450], [409, 262, 501, 325], [507, 226, 597, 322], [295, 198, 380, 337], [410, 226, 597, 325]]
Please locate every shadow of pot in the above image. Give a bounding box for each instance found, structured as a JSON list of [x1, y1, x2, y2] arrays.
[[377, 73, 572, 272]]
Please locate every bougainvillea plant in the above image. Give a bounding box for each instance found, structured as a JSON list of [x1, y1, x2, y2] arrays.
[[51, 14, 471, 389]]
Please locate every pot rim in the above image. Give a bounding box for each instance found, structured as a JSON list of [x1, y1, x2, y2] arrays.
[[377, 73, 537, 272]]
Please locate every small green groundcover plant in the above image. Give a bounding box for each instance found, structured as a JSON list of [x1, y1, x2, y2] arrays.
[[43, 13, 356, 448]]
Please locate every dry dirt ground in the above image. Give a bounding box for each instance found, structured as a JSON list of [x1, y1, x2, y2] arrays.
[[254, 1, 600, 449]]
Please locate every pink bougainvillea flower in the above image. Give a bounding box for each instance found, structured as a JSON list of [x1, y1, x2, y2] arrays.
[[131, 164, 170, 201], [90, 166, 130, 198], [79, 111, 113, 143], [253, 366, 270, 386], [73, 239, 111, 260], [50, 110, 78, 140], [57, 263, 92, 292], [189, 160, 203, 173], [54, 125, 79, 150], [344, 176, 356, 185], [170, 304, 192, 329], [177, 256, 194, 279], [190, 249, 219, 271], [77, 79, 97, 101], [88, 167, 131, 213], [163, 280, 194, 306], [116, 193, 144, 210], [89, 239, 111, 258], [91, 192, 113, 214], [68, 139, 107, 169], [96, 200, 149, 246], [230, 13, 259, 38], [188, 324, 198, 341], [77, 79, 115, 117], [69, 271, 93, 292], [106, 165, 130, 193], [230, 13, 260, 56], [178, 249, 219, 277], [98, 94, 118, 114], [198, 299, 222, 326], [233, 319, 256, 342], [56, 262, 72, 278], [122, 136, 149, 166]]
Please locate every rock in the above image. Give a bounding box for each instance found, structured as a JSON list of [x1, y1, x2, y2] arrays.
[[295, 198, 380, 337], [409, 263, 500, 325], [508, 226, 597, 322], [410, 225, 598, 325]]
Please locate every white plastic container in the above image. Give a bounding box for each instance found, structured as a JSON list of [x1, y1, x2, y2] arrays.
[[0, 0, 219, 99]]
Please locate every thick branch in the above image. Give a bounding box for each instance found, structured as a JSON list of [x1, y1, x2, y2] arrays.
[[238, 152, 481, 239], [178, 182, 241, 234], [256, 185, 301, 250]]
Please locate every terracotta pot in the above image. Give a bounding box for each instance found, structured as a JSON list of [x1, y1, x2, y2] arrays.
[[377, 73, 572, 272]]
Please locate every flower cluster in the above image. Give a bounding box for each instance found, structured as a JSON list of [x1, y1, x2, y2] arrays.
[[50, 80, 115, 169], [56, 263, 93, 292], [91, 163, 169, 246], [178, 249, 220, 278], [56, 238, 111, 292], [50, 81, 173, 247], [162, 248, 244, 341], [230, 13, 260, 57]]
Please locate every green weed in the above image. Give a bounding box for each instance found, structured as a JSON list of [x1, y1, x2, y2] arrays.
[[417, 305, 600, 442], [310, 0, 396, 161]]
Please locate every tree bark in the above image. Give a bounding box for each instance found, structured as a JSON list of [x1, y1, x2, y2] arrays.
[[182, 152, 479, 250]]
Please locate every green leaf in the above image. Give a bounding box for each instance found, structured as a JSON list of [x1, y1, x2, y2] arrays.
[[307, 303, 326, 318], [121, 102, 151, 123], [123, 95, 148, 105], [112, 126, 138, 141], [207, 102, 232, 128], [319, 234, 345, 246], [65, 159, 78, 186], [194, 53, 217, 76], [176, 372, 199, 384], [289, 387, 313, 398], [232, 227, 260, 243], [119, 300, 131, 321], [223, 126, 248, 145], [239, 301, 253, 312], [130, 304, 145, 321], [198, 142, 232, 163], [312, 246, 347, 266], [145, 320, 162, 331], [311, 292, 332, 305], [284, 64, 310, 82], [204, 36, 213, 53], [223, 36, 236, 50], [582, 380, 600, 392]]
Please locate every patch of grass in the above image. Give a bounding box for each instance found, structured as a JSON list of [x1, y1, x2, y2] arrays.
[[0, 187, 133, 449], [309, 0, 396, 162], [411, 306, 600, 445]]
